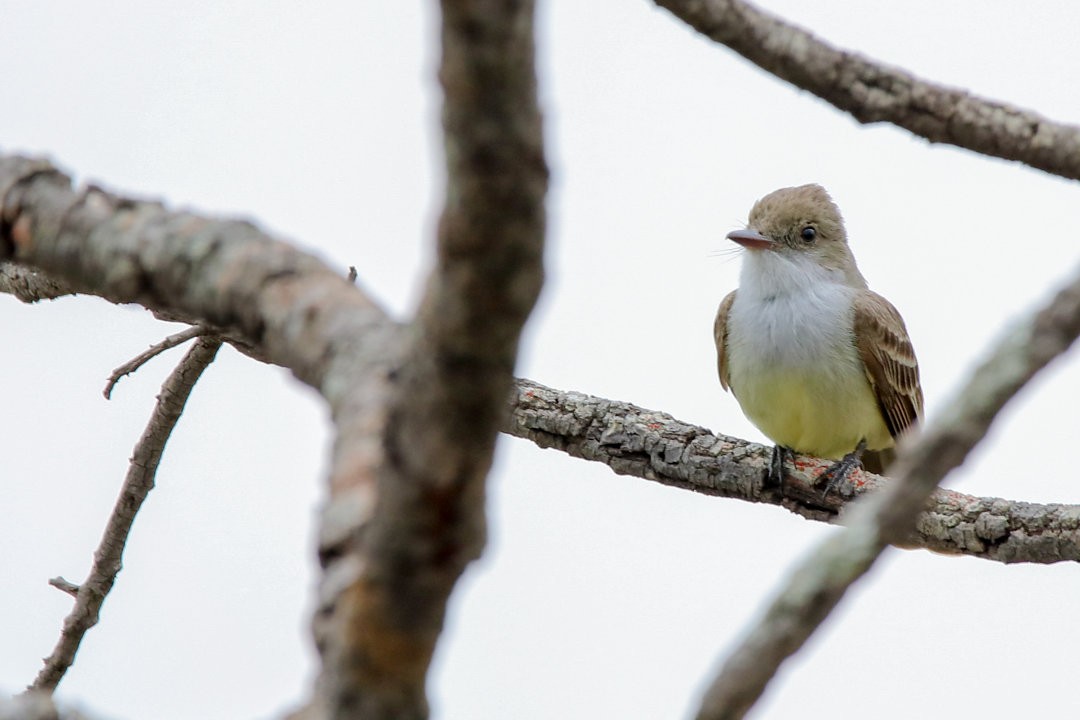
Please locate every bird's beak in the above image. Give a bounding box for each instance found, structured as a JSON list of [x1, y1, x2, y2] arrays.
[[726, 228, 774, 250]]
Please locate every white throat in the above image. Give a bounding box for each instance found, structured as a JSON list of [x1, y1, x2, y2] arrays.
[[738, 248, 851, 301], [729, 249, 859, 369]]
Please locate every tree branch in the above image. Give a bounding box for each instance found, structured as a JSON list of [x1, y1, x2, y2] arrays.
[[0, 261, 75, 302], [1, 693, 96, 720], [0, 152, 406, 716], [103, 325, 215, 399], [507, 379, 1080, 564], [694, 261, 1080, 719], [0, 154, 392, 392], [29, 337, 222, 693], [311, 1, 548, 717], [653, 0, 1080, 181]]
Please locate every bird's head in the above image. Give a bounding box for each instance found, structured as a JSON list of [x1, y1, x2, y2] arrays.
[[728, 184, 866, 287]]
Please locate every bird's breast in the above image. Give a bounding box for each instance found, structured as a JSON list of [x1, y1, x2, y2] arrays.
[[725, 284, 891, 457], [728, 283, 858, 369]]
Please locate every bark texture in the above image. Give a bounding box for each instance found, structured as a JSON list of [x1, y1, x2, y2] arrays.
[[507, 380, 1080, 564]]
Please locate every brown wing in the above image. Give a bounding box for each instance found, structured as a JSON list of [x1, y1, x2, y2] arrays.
[[853, 290, 924, 438], [713, 291, 737, 392]]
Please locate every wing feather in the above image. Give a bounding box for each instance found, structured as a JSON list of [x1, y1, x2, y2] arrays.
[[853, 291, 923, 438], [714, 291, 737, 392]]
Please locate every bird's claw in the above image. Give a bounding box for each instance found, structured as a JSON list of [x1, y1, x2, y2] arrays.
[[818, 439, 867, 499], [766, 445, 794, 491]]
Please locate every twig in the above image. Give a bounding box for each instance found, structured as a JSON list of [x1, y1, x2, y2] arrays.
[[506, 380, 1080, 564], [694, 265, 1080, 719], [47, 577, 80, 598], [29, 338, 222, 693], [653, 0, 1080, 181], [103, 325, 213, 399]]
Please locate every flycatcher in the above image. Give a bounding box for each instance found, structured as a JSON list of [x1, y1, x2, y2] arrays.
[[714, 184, 923, 488]]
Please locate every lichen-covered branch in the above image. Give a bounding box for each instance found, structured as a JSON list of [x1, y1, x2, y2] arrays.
[[310, 1, 548, 717], [0, 155, 392, 392], [653, 0, 1080, 181], [693, 261, 1080, 720], [29, 337, 222, 693], [507, 379, 1080, 564]]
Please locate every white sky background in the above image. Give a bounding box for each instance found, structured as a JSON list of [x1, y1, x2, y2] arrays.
[[2, 2, 1080, 718]]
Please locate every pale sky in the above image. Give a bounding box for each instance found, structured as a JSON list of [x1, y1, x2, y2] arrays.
[[3, 2, 1080, 719]]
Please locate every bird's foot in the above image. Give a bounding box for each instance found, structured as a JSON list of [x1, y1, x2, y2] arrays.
[[818, 439, 867, 499], [766, 445, 794, 491]]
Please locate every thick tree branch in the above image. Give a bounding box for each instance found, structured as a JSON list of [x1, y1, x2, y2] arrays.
[[694, 264, 1080, 719], [311, 1, 548, 717], [0, 155, 393, 393], [29, 337, 222, 693], [507, 380, 1080, 564], [0, 258, 268, 365], [653, 0, 1080, 181]]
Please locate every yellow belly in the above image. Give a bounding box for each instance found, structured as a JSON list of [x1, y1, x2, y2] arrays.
[[731, 366, 892, 460]]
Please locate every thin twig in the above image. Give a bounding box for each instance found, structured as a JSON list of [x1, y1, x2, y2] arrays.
[[694, 265, 1080, 719], [30, 338, 222, 693], [47, 577, 80, 598], [103, 325, 213, 399]]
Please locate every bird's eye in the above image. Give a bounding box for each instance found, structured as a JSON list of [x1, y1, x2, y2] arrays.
[[800, 226, 816, 243]]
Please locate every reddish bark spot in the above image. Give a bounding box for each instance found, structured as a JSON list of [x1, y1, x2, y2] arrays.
[[647, 422, 662, 430], [12, 215, 32, 251]]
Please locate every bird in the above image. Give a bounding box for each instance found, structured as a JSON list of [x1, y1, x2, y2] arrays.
[[713, 184, 923, 491]]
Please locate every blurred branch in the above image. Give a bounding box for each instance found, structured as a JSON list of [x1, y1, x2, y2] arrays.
[[653, 0, 1080, 181], [1, 693, 95, 720], [311, 0, 548, 716], [694, 263, 1080, 720], [47, 577, 80, 598], [0, 261, 75, 302], [507, 379, 1080, 564], [30, 338, 222, 693]]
